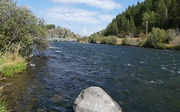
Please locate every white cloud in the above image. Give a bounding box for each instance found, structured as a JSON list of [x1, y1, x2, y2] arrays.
[[51, 0, 123, 10], [43, 5, 114, 24], [83, 29, 87, 35]]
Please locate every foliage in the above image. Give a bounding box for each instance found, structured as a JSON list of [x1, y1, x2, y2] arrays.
[[118, 30, 126, 38], [0, 44, 27, 76], [0, 99, 6, 112], [138, 33, 146, 38], [122, 37, 128, 45], [101, 36, 117, 45], [171, 36, 180, 45], [129, 16, 136, 35], [101, 37, 110, 44], [122, 36, 139, 46], [145, 27, 168, 47], [0, 0, 48, 56], [78, 35, 117, 45], [94, 0, 180, 38], [46, 24, 55, 29], [77, 36, 92, 43], [57, 26, 61, 28], [51, 33, 53, 38], [137, 38, 146, 46], [109, 36, 117, 45], [91, 34, 101, 43], [166, 29, 176, 42]]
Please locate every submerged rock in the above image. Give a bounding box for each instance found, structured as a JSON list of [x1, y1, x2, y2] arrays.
[[73, 86, 122, 112], [30, 64, 36, 67], [29, 54, 34, 58]]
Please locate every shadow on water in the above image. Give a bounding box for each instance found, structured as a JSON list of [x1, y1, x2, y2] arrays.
[[1, 41, 180, 112]]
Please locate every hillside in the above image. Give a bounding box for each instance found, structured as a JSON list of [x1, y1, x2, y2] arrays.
[[47, 27, 82, 39]]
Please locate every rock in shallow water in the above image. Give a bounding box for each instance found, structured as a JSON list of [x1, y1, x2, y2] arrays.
[[73, 86, 122, 112], [30, 64, 36, 67]]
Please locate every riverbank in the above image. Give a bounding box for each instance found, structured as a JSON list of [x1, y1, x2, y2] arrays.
[[78, 37, 180, 51], [0, 52, 27, 112], [117, 37, 180, 50]]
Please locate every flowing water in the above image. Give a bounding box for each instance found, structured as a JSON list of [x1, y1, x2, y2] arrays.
[[2, 41, 180, 112]]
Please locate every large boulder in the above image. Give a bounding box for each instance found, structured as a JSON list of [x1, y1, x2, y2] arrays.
[[73, 86, 122, 112]]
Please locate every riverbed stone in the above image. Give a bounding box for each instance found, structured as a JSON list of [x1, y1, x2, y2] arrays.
[[30, 64, 36, 67], [73, 86, 122, 112]]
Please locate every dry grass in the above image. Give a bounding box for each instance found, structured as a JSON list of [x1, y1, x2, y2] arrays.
[[117, 38, 141, 45], [0, 44, 27, 76], [171, 36, 180, 45], [117, 38, 123, 45]]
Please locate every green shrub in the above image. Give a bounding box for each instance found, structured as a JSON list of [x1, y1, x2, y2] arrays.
[[109, 36, 117, 45], [101, 36, 117, 45], [138, 33, 146, 38], [173, 45, 180, 50], [145, 27, 168, 48], [118, 30, 126, 38], [91, 34, 101, 43], [0, 99, 6, 112], [137, 38, 146, 46], [122, 37, 128, 45], [166, 29, 176, 42], [0, 0, 48, 55], [101, 37, 110, 44], [157, 43, 167, 49]]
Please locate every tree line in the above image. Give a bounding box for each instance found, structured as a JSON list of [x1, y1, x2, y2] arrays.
[[102, 0, 180, 37]]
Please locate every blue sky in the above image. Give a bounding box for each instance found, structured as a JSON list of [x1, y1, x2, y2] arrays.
[[16, 0, 145, 36]]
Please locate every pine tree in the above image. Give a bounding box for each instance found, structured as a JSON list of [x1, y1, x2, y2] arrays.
[[129, 16, 136, 35], [151, 0, 158, 12], [149, 11, 157, 28], [144, 0, 152, 12], [126, 20, 130, 34], [108, 20, 118, 36], [169, 0, 178, 28], [130, 5, 135, 17], [156, 0, 166, 28], [164, 0, 171, 8], [121, 14, 127, 33]]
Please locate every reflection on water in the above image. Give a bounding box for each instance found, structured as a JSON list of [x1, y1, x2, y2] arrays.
[[2, 41, 180, 112]]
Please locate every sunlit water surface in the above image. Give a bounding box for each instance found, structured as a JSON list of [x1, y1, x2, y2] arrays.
[[2, 41, 180, 112]]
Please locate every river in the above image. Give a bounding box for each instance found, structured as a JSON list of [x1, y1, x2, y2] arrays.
[[2, 41, 180, 112]]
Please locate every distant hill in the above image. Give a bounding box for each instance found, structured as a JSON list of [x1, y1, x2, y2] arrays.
[[47, 27, 82, 39]]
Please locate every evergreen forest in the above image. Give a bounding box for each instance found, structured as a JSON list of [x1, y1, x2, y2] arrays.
[[102, 0, 180, 37]]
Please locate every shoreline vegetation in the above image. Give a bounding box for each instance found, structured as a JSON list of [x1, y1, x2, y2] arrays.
[[0, 0, 49, 111], [77, 32, 180, 51], [77, 27, 180, 50], [0, 0, 49, 76]]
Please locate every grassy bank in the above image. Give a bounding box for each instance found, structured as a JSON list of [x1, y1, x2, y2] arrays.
[[0, 46, 27, 112], [0, 43, 27, 77], [118, 37, 180, 50], [0, 52, 27, 77], [116, 28, 180, 50], [77, 35, 118, 45]]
